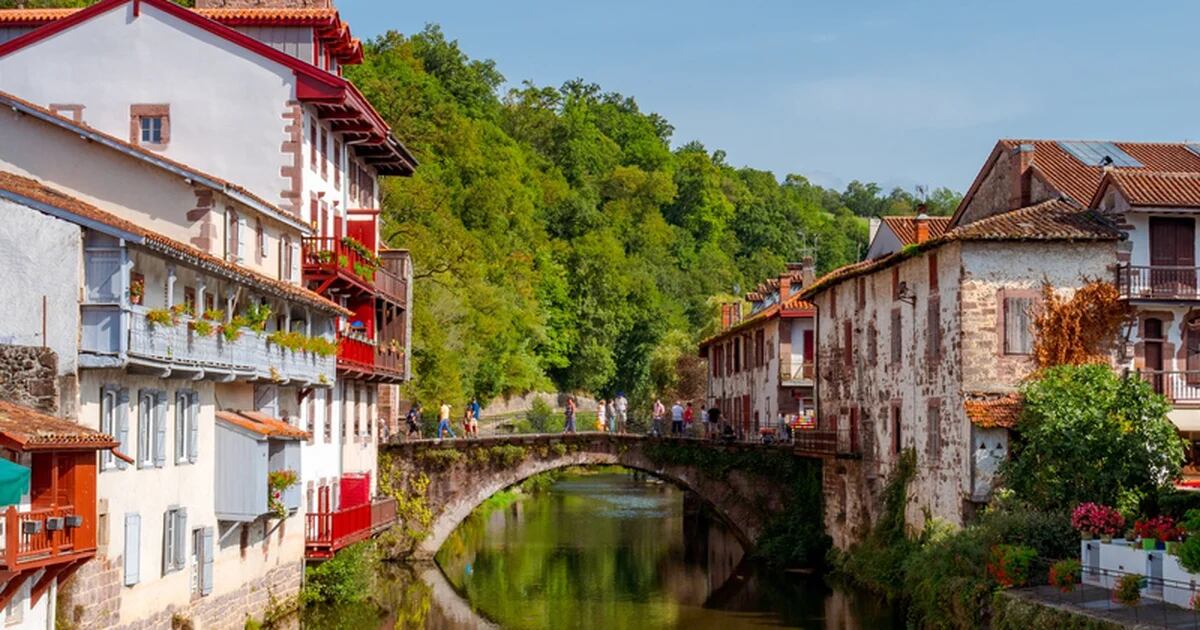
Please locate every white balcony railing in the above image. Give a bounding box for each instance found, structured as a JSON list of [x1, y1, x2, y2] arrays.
[[128, 308, 335, 385], [780, 360, 815, 384]]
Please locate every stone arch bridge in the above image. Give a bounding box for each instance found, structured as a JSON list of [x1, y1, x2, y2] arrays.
[[380, 433, 821, 560]]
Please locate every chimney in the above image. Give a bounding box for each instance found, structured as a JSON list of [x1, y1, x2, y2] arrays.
[[914, 209, 930, 244], [721, 304, 731, 330], [779, 273, 791, 303], [733, 303, 743, 325], [801, 256, 815, 286], [194, 0, 332, 8], [1009, 143, 1035, 210]]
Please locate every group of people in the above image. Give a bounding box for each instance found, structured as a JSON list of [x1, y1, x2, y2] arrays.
[[404, 398, 483, 439], [591, 393, 630, 434]]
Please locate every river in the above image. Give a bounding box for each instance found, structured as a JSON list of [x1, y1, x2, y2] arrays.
[[304, 469, 898, 629]]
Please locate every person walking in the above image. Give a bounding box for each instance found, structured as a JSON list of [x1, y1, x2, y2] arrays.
[[405, 403, 423, 439], [437, 401, 455, 439], [471, 397, 482, 424], [706, 405, 720, 440], [606, 399, 617, 433], [462, 407, 474, 438], [671, 401, 684, 436], [614, 392, 628, 434], [563, 397, 577, 434], [652, 399, 666, 437], [596, 399, 607, 432], [683, 402, 694, 436]]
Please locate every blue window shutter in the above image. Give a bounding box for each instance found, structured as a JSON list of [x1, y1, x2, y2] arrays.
[[153, 392, 167, 468], [124, 513, 140, 585], [187, 393, 199, 463], [136, 390, 150, 469], [174, 508, 188, 570], [161, 510, 173, 576], [201, 526, 214, 596], [175, 392, 186, 463], [116, 389, 130, 470]]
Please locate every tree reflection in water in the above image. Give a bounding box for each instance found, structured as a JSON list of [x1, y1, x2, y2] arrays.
[[303, 470, 898, 629]]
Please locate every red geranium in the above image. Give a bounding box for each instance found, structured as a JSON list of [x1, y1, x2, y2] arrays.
[[1071, 502, 1124, 537], [1134, 515, 1183, 542]]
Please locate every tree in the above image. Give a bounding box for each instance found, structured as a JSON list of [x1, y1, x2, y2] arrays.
[[1003, 364, 1185, 512]]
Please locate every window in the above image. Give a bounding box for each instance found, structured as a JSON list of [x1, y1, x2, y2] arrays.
[[310, 198, 320, 232], [367, 387, 375, 441], [755, 330, 765, 368], [928, 253, 939, 291], [320, 128, 328, 180], [892, 268, 901, 300], [733, 338, 742, 373], [867, 322, 878, 365], [184, 287, 196, 313], [324, 390, 332, 443], [281, 236, 293, 282], [174, 391, 198, 464], [340, 383, 347, 441], [926, 398, 942, 462], [256, 219, 266, 259], [310, 121, 318, 169], [891, 404, 903, 455], [334, 141, 342, 190], [227, 210, 240, 262], [927, 296, 941, 363], [130, 104, 169, 149], [1003, 296, 1034, 355], [307, 395, 316, 446], [50, 103, 84, 123], [842, 321, 853, 367], [890, 308, 902, 364], [856, 278, 866, 311], [830, 287, 837, 317], [137, 390, 154, 468], [162, 507, 187, 575], [353, 385, 362, 439], [101, 386, 119, 470]]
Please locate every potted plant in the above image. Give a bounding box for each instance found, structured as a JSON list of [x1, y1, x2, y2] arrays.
[[1113, 573, 1143, 607], [1072, 503, 1124, 542], [1135, 515, 1179, 551], [267, 469, 298, 520], [190, 319, 214, 337], [202, 308, 225, 322], [129, 275, 144, 305], [146, 308, 176, 327], [1049, 558, 1081, 593]]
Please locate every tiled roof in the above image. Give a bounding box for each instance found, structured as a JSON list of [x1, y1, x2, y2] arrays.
[[215, 410, 308, 440], [1093, 170, 1200, 208], [193, 8, 338, 22], [0, 170, 351, 317], [999, 140, 1200, 206], [880, 216, 951, 246], [964, 393, 1023, 429], [0, 8, 76, 23], [0, 400, 118, 451], [699, 289, 815, 349], [0, 90, 301, 231], [801, 199, 1120, 299]]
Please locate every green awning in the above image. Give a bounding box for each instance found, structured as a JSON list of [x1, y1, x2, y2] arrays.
[[0, 458, 30, 506]]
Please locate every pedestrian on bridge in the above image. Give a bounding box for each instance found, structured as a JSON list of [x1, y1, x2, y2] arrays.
[[614, 392, 628, 434], [563, 397, 577, 434], [671, 401, 684, 435], [405, 403, 423, 439], [596, 399, 607, 432], [606, 399, 617, 433], [652, 399, 665, 437], [438, 401, 456, 439]]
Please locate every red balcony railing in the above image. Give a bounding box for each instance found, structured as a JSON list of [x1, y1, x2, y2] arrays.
[[1118, 265, 1200, 300], [337, 333, 375, 371], [2, 505, 88, 570], [305, 497, 398, 559], [1130, 370, 1200, 404], [302, 236, 375, 290]]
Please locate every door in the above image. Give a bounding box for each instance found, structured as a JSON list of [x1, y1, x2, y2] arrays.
[[1145, 340, 1165, 394], [1149, 217, 1196, 297]]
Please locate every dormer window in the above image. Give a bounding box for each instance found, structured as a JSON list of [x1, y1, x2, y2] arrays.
[[130, 104, 170, 150]]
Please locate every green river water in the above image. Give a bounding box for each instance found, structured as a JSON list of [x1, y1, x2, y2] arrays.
[[304, 470, 898, 629]]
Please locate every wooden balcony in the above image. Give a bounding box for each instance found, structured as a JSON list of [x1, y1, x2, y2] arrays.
[[793, 427, 861, 459], [302, 236, 377, 297], [337, 332, 405, 383], [1118, 265, 1200, 301], [375, 265, 408, 308], [780, 361, 815, 385], [305, 496, 398, 560], [1, 505, 91, 572], [1131, 370, 1200, 404]]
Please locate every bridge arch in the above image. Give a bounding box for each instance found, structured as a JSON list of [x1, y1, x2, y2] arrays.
[[382, 434, 800, 560]]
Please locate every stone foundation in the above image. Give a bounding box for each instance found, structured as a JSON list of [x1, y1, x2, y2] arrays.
[[59, 557, 301, 630], [0, 345, 59, 413]]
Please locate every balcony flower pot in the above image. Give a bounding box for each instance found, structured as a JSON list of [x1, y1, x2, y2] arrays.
[[21, 520, 41, 534], [1142, 537, 1158, 551], [1080, 529, 1094, 540], [1125, 530, 1137, 543], [64, 515, 83, 528], [1101, 534, 1113, 543], [45, 517, 64, 531]]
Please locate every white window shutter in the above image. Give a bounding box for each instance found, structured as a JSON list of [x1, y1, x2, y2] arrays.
[[187, 393, 199, 463], [237, 217, 249, 263], [174, 508, 187, 570], [124, 513, 140, 585], [201, 526, 214, 596], [290, 242, 300, 283], [116, 389, 130, 470], [175, 393, 186, 463], [162, 510, 173, 575], [153, 392, 167, 468]]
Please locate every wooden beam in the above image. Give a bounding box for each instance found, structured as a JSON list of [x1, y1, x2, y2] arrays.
[[28, 562, 66, 607], [0, 573, 31, 612]]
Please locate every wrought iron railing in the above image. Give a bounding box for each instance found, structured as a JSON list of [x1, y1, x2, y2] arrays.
[[1128, 369, 1200, 403], [1118, 265, 1200, 300]]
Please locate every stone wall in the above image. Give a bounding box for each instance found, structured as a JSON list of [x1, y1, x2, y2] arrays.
[[0, 345, 59, 413], [59, 555, 301, 630]]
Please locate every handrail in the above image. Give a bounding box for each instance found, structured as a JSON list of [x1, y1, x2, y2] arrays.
[[1117, 264, 1200, 300], [2, 504, 81, 569], [1129, 369, 1200, 402], [302, 236, 374, 287]]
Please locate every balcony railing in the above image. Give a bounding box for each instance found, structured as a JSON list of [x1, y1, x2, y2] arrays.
[[1130, 369, 1200, 403], [305, 496, 398, 559], [375, 266, 408, 307], [1, 505, 89, 571], [1117, 265, 1200, 300], [125, 308, 335, 385], [337, 331, 405, 381], [793, 427, 861, 458], [302, 237, 375, 290], [780, 361, 815, 384]]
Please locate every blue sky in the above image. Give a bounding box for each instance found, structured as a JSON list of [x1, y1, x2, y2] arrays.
[[339, 1, 1200, 194]]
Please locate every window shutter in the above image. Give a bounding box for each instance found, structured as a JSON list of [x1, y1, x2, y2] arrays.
[[124, 513, 140, 585], [201, 526, 214, 596], [290, 242, 300, 284], [187, 393, 199, 463], [174, 508, 187, 570], [237, 217, 249, 263], [116, 389, 130, 470], [153, 392, 167, 468], [1004, 297, 1033, 354], [175, 393, 186, 463], [162, 510, 173, 575]]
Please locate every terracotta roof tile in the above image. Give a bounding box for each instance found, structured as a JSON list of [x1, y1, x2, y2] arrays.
[[216, 410, 308, 440], [0, 170, 350, 317], [0, 8, 76, 23], [997, 139, 1200, 206], [1096, 170, 1200, 208], [0, 400, 118, 451], [880, 216, 951, 245], [801, 199, 1119, 299], [964, 393, 1022, 429]]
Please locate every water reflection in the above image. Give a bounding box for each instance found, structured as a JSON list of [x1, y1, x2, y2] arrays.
[[303, 470, 897, 629]]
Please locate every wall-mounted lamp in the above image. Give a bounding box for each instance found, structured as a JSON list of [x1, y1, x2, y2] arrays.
[[897, 281, 917, 306]]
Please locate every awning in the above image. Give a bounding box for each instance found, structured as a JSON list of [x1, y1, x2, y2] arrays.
[[1169, 409, 1200, 433], [0, 458, 31, 506]]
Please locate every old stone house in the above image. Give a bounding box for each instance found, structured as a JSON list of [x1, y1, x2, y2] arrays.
[[700, 261, 817, 438]]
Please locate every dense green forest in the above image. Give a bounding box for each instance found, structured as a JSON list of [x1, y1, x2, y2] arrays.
[[0, 1, 962, 410], [351, 26, 960, 410]]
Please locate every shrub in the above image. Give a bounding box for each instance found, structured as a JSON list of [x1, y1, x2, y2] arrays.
[[1071, 503, 1124, 538], [1049, 559, 1081, 593], [301, 541, 376, 606], [1176, 510, 1200, 573], [987, 544, 1037, 588], [527, 398, 560, 433], [1113, 574, 1143, 607]]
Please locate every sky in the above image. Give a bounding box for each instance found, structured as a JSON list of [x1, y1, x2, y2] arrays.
[[339, 0, 1200, 194]]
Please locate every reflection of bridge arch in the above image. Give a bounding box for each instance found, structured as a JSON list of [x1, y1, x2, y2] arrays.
[[383, 434, 802, 560]]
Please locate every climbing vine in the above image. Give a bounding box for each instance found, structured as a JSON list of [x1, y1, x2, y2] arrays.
[[1031, 280, 1127, 369]]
